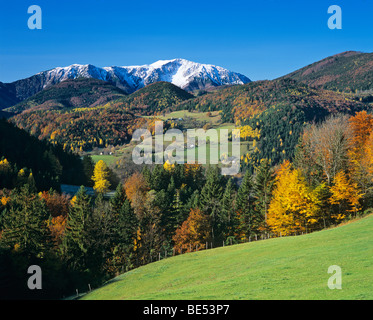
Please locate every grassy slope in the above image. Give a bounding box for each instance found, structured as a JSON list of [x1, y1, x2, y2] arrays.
[[83, 215, 373, 300]]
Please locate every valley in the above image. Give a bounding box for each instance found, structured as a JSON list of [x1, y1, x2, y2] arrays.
[[2, 51, 373, 300]]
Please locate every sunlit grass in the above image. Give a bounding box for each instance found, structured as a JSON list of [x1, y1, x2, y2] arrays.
[[82, 214, 373, 300]]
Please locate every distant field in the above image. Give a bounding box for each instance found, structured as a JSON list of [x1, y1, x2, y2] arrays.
[[90, 111, 244, 167], [82, 214, 373, 300], [145, 110, 223, 127], [91, 154, 120, 166]]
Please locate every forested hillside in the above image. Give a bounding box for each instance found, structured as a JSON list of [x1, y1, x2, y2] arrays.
[[11, 107, 147, 152], [0, 119, 89, 191], [9, 81, 194, 152], [282, 51, 373, 93], [5, 78, 128, 114]]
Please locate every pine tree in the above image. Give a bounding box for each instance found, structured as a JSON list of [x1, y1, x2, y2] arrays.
[[82, 155, 95, 187], [253, 159, 275, 228], [137, 191, 164, 265], [220, 178, 236, 242], [171, 190, 185, 225], [116, 198, 138, 271], [84, 194, 117, 280], [141, 166, 152, 187], [110, 183, 127, 215], [167, 176, 176, 201], [235, 170, 256, 241], [199, 166, 224, 245], [108, 182, 138, 271], [61, 186, 92, 273], [0, 184, 52, 258], [150, 165, 168, 191]]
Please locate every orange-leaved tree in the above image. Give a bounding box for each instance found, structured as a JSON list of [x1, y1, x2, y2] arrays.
[[124, 172, 149, 218], [39, 190, 70, 217], [173, 208, 210, 253], [48, 215, 67, 246], [348, 111, 373, 191]]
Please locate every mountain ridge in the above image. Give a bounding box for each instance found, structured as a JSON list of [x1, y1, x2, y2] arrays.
[[0, 59, 251, 109], [281, 51, 373, 93]]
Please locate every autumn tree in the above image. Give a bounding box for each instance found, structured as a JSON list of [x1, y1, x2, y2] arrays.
[[362, 131, 373, 186], [267, 161, 320, 236], [173, 208, 211, 253], [92, 160, 111, 194], [348, 111, 373, 153], [348, 111, 373, 194], [48, 215, 67, 246], [124, 172, 150, 218], [329, 171, 363, 220], [300, 115, 350, 185], [39, 189, 70, 217]]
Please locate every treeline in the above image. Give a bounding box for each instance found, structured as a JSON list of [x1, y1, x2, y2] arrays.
[[263, 111, 373, 236]]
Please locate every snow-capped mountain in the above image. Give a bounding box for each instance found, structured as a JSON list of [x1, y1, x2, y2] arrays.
[[1, 59, 250, 108]]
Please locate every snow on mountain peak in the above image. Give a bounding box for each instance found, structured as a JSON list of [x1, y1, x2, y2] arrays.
[[30, 59, 251, 95]]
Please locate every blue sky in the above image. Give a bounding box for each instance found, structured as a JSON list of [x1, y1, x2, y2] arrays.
[[1, 0, 372, 83]]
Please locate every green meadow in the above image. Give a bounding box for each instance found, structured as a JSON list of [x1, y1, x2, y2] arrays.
[[82, 214, 373, 300], [89, 110, 247, 167]]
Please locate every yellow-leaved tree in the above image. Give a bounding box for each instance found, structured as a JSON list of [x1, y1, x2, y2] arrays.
[[92, 160, 111, 194], [329, 171, 363, 220], [267, 161, 320, 236]]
